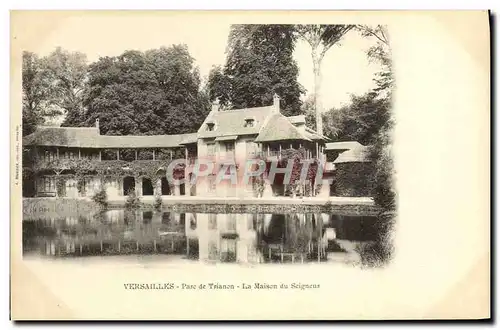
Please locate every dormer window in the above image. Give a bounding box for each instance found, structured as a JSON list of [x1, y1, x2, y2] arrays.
[[206, 122, 215, 131], [244, 118, 255, 128]]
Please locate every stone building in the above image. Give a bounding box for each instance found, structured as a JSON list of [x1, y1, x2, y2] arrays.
[[22, 94, 330, 199]]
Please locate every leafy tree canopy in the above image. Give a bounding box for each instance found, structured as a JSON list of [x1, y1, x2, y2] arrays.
[[22, 48, 89, 135], [208, 24, 305, 116], [322, 92, 391, 146], [356, 25, 393, 95], [65, 45, 210, 135], [22, 52, 56, 135]]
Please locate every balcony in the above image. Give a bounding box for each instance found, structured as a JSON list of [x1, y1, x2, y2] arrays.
[[34, 158, 82, 171], [254, 149, 318, 161]]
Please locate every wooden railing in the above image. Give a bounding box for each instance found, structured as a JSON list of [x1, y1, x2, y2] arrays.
[[254, 149, 319, 160]]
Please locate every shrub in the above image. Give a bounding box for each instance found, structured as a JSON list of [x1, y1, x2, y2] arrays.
[[91, 189, 108, 209], [125, 190, 141, 209], [354, 211, 395, 268], [370, 120, 396, 211]]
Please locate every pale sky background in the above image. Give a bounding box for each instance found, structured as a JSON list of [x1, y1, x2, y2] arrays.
[[34, 13, 383, 111]]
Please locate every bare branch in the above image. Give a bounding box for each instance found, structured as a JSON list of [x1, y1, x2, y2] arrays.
[[358, 25, 390, 46]]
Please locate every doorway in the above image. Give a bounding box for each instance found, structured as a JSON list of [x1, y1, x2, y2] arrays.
[[142, 178, 154, 196], [123, 176, 135, 195]]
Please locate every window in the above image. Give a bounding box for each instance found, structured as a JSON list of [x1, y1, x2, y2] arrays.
[[246, 141, 257, 156], [40, 176, 56, 192], [221, 239, 237, 253], [206, 123, 215, 131], [63, 149, 78, 160], [81, 150, 99, 160], [207, 143, 216, 157], [225, 142, 234, 157], [244, 119, 255, 128], [220, 239, 237, 262], [227, 214, 237, 231], [43, 149, 56, 162]]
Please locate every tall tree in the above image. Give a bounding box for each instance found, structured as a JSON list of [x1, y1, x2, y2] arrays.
[[295, 25, 355, 135], [206, 65, 231, 106], [357, 25, 396, 215], [356, 25, 393, 95], [301, 95, 316, 130], [71, 45, 209, 135], [208, 24, 305, 116], [22, 52, 57, 135], [46, 47, 88, 126]]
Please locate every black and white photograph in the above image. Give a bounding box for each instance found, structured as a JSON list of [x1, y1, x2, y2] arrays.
[[20, 21, 394, 267], [10, 10, 490, 320]]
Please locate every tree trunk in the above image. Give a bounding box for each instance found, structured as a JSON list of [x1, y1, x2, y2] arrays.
[[312, 51, 323, 136]]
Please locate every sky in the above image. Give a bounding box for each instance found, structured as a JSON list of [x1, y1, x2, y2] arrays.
[[34, 12, 383, 111]]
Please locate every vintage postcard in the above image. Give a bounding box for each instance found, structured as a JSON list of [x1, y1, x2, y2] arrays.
[[10, 10, 490, 320]]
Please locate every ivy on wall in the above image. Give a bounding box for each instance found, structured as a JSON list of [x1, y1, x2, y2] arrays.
[[279, 147, 321, 197], [249, 147, 322, 197], [30, 158, 186, 197], [33, 158, 184, 179], [334, 162, 374, 197]]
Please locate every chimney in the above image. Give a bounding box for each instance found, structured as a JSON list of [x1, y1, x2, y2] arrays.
[[211, 99, 220, 112], [273, 93, 280, 113], [95, 118, 100, 130]]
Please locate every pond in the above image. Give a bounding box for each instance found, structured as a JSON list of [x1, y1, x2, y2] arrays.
[[23, 209, 379, 265]]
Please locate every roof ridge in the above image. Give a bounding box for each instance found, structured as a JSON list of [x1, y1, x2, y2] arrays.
[[255, 113, 312, 142], [256, 112, 279, 139], [217, 105, 273, 113], [100, 132, 198, 138], [39, 126, 98, 130]]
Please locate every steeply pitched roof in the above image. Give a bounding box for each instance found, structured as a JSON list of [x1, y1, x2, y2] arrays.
[[23, 127, 197, 149], [197, 106, 274, 139], [333, 145, 371, 163], [303, 127, 330, 141], [97, 134, 194, 149], [287, 115, 306, 124], [22, 127, 101, 148], [326, 141, 363, 151], [255, 114, 311, 142], [23, 103, 329, 148]]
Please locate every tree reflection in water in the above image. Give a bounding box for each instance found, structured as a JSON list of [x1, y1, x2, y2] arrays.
[[23, 209, 378, 265]]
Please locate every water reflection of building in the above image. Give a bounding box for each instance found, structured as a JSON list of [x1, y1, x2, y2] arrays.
[[23, 211, 379, 264], [186, 213, 261, 264], [185, 213, 332, 264], [25, 210, 188, 257], [260, 213, 329, 263]]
